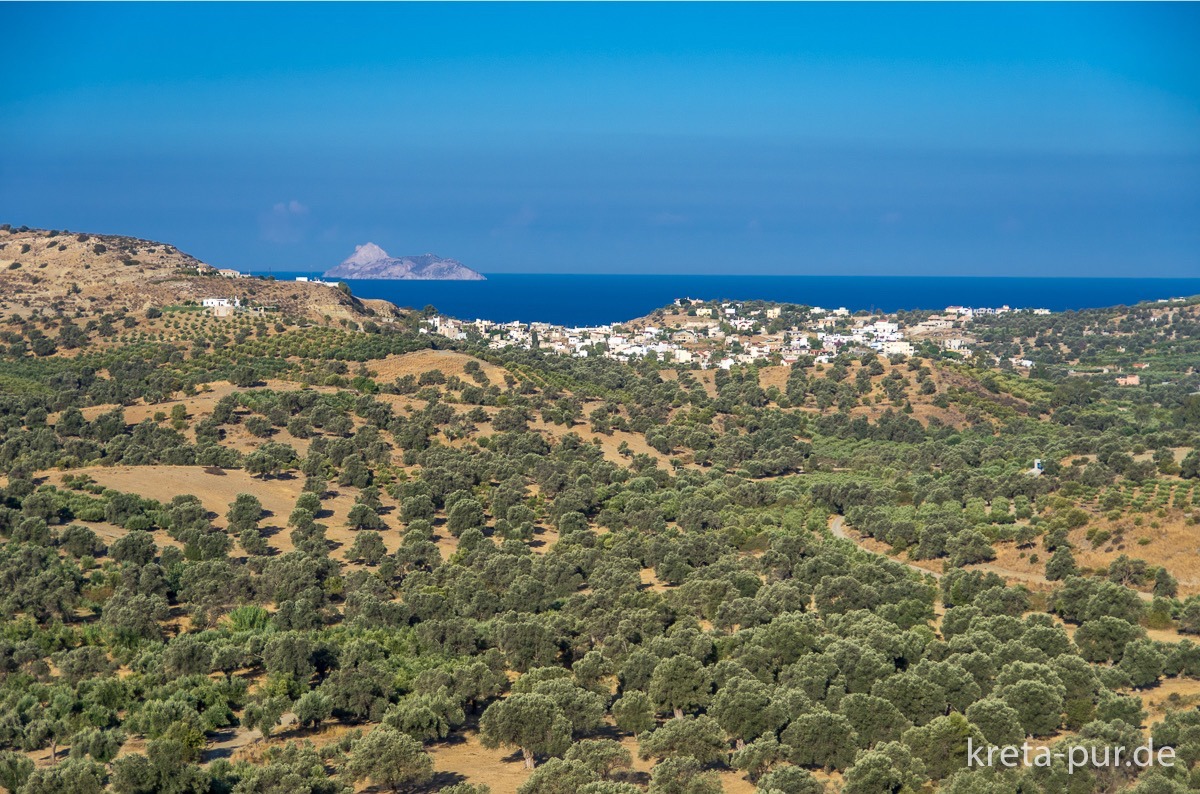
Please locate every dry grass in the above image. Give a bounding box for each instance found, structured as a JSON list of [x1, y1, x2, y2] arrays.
[[425, 727, 761, 794], [44, 464, 409, 561], [69, 379, 320, 423], [639, 567, 671, 593], [427, 731, 534, 794], [0, 227, 379, 323], [367, 349, 509, 385], [1140, 676, 1200, 727], [982, 513, 1200, 598]]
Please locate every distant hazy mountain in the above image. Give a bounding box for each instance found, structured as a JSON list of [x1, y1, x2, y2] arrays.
[[324, 243, 485, 280]]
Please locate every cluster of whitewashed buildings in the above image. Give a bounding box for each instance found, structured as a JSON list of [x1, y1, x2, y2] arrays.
[[944, 304, 1051, 318], [199, 296, 277, 317], [416, 300, 1053, 369]]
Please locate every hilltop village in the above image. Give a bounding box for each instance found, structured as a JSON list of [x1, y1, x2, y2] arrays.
[[423, 298, 1049, 370]]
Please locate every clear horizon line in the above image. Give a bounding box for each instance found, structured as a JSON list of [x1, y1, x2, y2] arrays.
[[239, 269, 1200, 281]]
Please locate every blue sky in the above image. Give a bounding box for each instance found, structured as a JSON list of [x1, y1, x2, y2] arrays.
[[2, 2, 1198, 275]]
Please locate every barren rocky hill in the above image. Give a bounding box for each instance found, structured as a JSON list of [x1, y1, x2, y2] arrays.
[[325, 242, 485, 280], [0, 224, 402, 322]]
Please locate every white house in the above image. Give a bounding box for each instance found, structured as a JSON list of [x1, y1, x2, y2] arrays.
[[882, 341, 915, 357], [871, 321, 899, 335]]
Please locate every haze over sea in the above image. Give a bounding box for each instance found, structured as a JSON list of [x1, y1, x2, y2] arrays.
[[256, 273, 1200, 327]]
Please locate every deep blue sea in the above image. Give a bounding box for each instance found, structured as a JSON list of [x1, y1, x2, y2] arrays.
[[256, 272, 1200, 327]]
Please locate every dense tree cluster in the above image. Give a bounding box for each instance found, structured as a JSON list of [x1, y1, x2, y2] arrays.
[[0, 296, 1197, 792]]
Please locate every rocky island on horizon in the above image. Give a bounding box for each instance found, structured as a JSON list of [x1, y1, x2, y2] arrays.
[[324, 243, 485, 281]]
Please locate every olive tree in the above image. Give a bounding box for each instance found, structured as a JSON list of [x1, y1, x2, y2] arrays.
[[480, 692, 572, 769], [637, 715, 726, 765], [649, 655, 712, 719], [342, 725, 433, 791]]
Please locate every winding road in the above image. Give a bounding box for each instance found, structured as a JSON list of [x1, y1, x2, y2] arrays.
[[829, 515, 942, 580]]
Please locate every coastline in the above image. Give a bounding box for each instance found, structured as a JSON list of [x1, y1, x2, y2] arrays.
[[243, 271, 1200, 326]]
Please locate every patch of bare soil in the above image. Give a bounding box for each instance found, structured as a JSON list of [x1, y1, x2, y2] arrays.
[[0, 227, 382, 322], [427, 730, 532, 794], [67, 379, 337, 424], [52, 464, 304, 524], [86, 519, 184, 550], [368, 349, 509, 385], [528, 415, 688, 470], [45, 464, 405, 561], [640, 567, 670, 593], [1140, 677, 1200, 726], [693, 370, 718, 398], [425, 728, 761, 794], [984, 515, 1200, 598]]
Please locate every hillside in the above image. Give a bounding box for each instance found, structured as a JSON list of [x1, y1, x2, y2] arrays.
[[0, 225, 401, 323], [0, 233, 1199, 793]]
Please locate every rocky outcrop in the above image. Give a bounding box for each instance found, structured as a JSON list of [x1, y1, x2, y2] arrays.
[[324, 244, 485, 280]]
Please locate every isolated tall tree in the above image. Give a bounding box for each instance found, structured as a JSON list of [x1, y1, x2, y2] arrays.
[[293, 690, 333, 731], [1153, 568, 1179, 599], [347, 530, 387, 565], [226, 493, 263, 533], [243, 450, 280, 479], [401, 494, 435, 523], [347, 503, 383, 530]]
